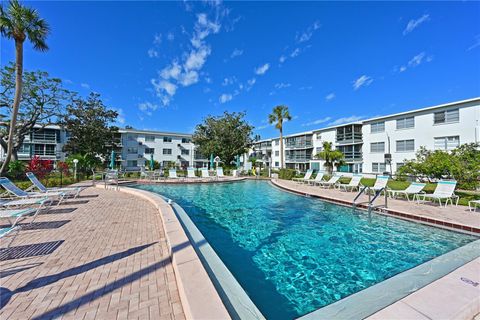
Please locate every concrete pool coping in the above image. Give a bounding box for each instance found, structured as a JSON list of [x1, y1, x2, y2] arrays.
[[117, 181, 480, 320]]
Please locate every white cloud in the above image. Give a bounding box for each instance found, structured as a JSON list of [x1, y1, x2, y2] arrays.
[[254, 63, 270, 75], [147, 48, 159, 58], [153, 33, 162, 45], [138, 102, 159, 112], [279, 55, 287, 63], [352, 75, 373, 90], [325, 92, 335, 101], [299, 86, 312, 91], [290, 48, 301, 58], [219, 93, 233, 103], [274, 82, 291, 89], [80, 83, 90, 89], [151, 12, 222, 106], [408, 52, 426, 67], [296, 20, 321, 43], [328, 116, 364, 126], [222, 76, 236, 86], [204, 76, 212, 84], [115, 108, 126, 124], [246, 78, 256, 90], [399, 66, 407, 72], [467, 35, 480, 51], [230, 48, 243, 58], [302, 117, 332, 127], [167, 32, 175, 41], [403, 14, 430, 35]]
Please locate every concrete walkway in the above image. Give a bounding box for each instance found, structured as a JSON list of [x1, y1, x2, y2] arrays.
[[0, 186, 184, 320], [272, 179, 480, 234]]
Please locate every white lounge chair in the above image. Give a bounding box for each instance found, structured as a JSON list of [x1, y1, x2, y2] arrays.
[[168, 169, 179, 179], [0, 177, 65, 205], [468, 200, 480, 212], [388, 182, 426, 201], [317, 174, 342, 188], [187, 167, 198, 180], [201, 168, 211, 179], [26, 172, 85, 198], [337, 174, 363, 192], [416, 180, 459, 207], [367, 175, 389, 195], [293, 169, 313, 183], [310, 171, 327, 185], [216, 167, 225, 179]]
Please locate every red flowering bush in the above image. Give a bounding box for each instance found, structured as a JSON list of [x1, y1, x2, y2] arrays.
[[26, 156, 54, 179], [56, 161, 70, 176]]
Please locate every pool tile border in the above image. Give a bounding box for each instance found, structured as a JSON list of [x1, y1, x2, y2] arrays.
[[271, 179, 480, 235]]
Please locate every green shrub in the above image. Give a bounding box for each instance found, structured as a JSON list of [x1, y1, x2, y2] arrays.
[[7, 160, 25, 180], [278, 168, 296, 180]]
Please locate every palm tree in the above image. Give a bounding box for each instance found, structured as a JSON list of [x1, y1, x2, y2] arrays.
[[268, 105, 291, 169], [315, 141, 345, 174], [0, 0, 49, 174]]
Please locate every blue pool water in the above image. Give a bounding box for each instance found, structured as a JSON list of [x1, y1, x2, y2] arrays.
[[133, 181, 477, 319]]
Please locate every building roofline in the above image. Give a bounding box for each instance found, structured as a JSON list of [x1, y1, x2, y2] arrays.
[[118, 128, 193, 137], [362, 97, 480, 123]]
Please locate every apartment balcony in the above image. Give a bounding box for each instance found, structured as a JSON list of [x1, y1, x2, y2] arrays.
[[285, 141, 313, 149], [335, 133, 363, 145], [17, 151, 57, 160], [342, 152, 363, 163], [285, 155, 312, 163]]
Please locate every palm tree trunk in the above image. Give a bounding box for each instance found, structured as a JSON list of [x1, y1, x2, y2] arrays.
[[0, 40, 23, 175], [279, 126, 284, 169]]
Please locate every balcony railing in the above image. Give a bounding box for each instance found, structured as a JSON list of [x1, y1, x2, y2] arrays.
[[285, 155, 312, 162], [31, 132, 58, 143], [285, 141, 313, 149], [336, 133, 363, 144]]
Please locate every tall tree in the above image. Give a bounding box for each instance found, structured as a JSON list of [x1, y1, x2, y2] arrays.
[[62, 93, 118, 161], [193, 111, 253, 166], [0, 0, 50, 174], [0, 64, 71, 160], [268, 105, 291, 168], [315, 141, 345, 174]]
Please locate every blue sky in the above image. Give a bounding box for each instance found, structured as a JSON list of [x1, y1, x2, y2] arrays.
[[1, 1, 479, 138]]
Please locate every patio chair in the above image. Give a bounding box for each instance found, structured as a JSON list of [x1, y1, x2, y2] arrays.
[[309, 171, 326, 185], [104, 170, 119, 190], [0, 207, 39, 230], [416, 180, 459, 207], [468, 199, 480, 212], [168, 169, 179, 179], [0, 226, 20, 248], [216, 167, 225, 179], [337, 174, 363, 192], [317, 174, 342, 188], [388, 182, 426, 201], [0, 177, 65, 205], [201, 168, 211, 179], [366, 175, 389, 195], [293, 169, 313, 183], [187, 168, 198, 180], [26, 172, 85, 198]]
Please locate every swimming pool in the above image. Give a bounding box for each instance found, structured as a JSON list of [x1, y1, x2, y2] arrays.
[[133, 180, 478, 319]]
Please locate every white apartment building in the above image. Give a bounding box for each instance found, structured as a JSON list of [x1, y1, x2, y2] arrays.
[[119, 128, 208, 171], [252, 97, 480, 174]]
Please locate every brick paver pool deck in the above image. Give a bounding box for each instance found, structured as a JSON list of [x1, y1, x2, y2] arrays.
[[0, 186, 185, 320]]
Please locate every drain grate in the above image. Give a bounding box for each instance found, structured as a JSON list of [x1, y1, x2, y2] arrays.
[[0, 240, 64, 261], [0, 220, 71, 230]]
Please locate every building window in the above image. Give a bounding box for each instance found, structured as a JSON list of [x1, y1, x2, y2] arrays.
[[396, 116, 415, 129], [396, 163, 405, 171], [434, 136, 460, 151], [127, 135, 136, 141], [372, 162, 386, 173], [181, 149, 190, 155], [163, 148, 172, 155], [127, 147, 138, 154], [316, 147, 322, 153], [163, 137, 172, 143], [370, 142, 385, 153], [370, 121, 385, 133], [275, 151, 279, 156], [275, 162, 279, 167], [145, 148, 155, 154], [126, 160, 138, 167], [396, 139, 415, 152], [434, 108, 459, 124], [181, 138, 191, 143], [316, 133, 321, 140], [275, 140, 279, 146], [145, 136, 155, 142]]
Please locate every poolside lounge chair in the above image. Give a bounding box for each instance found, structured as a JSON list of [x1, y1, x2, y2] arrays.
[[468, 200, 480, 212], [187, 167, 198, 180], [201, 168, 212, 179], [216, 167, 225, 179], [337, 174, 363, 192], [416, 180, 459, 207], [367, 175, 389, 195], [317, 174, 342, 188], [388, 182, 426, 201], [26, 172, 85, 198], [309, 171, 326, 185], [0, 207, 39, 229], [293, 169, 313, 183], [0, 177, 65, 205], [168, 169, 179, 179]]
